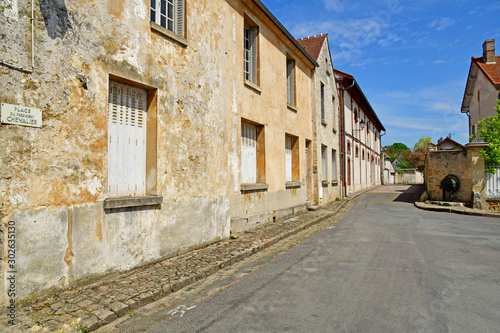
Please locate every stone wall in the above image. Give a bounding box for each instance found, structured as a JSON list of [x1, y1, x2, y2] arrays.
[[425, 150, 472, 203], [1, 0, 230, 305]]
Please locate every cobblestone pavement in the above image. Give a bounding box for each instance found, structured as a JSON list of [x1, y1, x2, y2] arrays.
[[0, 189, 372, 333]]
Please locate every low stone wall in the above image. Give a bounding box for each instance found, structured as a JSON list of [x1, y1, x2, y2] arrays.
[[425, 150, 472, 203]]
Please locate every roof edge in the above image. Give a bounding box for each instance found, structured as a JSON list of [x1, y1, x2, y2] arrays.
[[251, 0, 318, 67]]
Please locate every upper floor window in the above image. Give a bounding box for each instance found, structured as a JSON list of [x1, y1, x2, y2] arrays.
[[244, 23, 259, 85], [287, 58, 295, 106], [320, 82, 325, 122], [150, 0, 185, 37]]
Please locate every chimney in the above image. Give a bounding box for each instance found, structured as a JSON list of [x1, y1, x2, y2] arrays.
[[483, 39, 496, 64]]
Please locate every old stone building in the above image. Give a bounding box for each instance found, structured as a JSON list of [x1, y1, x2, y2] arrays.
[[298, 34, 341, 205], [224, 0, 317, 232], [461, 39, 500, 137], [335, 69, 384, 195], [1, 0, 230, 305]]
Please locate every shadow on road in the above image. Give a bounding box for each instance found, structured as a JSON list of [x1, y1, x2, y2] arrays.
[[393, 184, 423, 203]]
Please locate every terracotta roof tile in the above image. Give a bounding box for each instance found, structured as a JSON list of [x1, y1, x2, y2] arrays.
[[297, 34, 327, 61], [472, 56, 500, 85]]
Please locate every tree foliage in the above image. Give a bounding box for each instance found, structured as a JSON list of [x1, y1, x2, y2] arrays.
[[413, 137, 432, 150], [408, 137, 432, 172], [476, 100, 500, 173], [385, 142, 411, 163]]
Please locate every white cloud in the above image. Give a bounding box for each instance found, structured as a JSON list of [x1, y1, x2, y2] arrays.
[[433, 60, 445, 64], [322, 0, 346, 12], [428, 17, 455, 31]]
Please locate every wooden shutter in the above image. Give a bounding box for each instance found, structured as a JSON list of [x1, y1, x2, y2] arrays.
[[108, 81, 147, 197], [250, 27, 258, 84], [321, 146, 327, 181], [287, 60, 294, 105], [332, 149, 337, 180], [175, 0, 184, 36], [285, 136, 292, 182], [241, 122, 257, 183]]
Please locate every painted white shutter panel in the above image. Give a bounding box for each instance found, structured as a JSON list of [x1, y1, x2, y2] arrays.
[[321, 146, 327, 181], [250, 27, 258, 84], [108, 81, 147, 197], [287, 60, 294, 105], [285, 136, 292, 182], [175, 0, 184, 36], [241, 123, 257, 183]]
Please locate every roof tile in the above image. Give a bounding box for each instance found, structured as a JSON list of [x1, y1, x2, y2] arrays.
[[297, 34, 327, 61], [472, 56, 500, 85]]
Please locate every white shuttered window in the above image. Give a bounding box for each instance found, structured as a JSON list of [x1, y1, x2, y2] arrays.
[[285, 136, 292, 181], [150, 0, 185, 36], [287, 59, 295, 105], [244, 25, 258, 84], [321, 145, 327, 181], [108, 81, 147, 197], [241, 122, 257, 183]]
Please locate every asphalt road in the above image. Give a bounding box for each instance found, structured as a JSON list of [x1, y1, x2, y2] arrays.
[[104, 185, 500, 333]]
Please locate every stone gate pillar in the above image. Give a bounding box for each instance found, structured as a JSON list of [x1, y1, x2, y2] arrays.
[[466, 142, 488, 209]]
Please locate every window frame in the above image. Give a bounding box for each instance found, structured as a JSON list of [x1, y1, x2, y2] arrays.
[[331, 149, 337, 181], [244, 21, 259, 86], [241, 119, 266, 188], [320, 82, 326, 123], [286, 57, 296, 107], [104, 76, 160, 208], [321, 145, 328, 181]]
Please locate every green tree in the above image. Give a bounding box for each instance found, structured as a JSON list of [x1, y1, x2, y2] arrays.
[[476, 100, 500, 173], [413, 137, 432, 150], [385, 142, 411, 162], [409, 137, 432, 172]]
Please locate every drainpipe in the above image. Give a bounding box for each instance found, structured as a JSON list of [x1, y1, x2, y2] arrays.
[[339, 78, 356, 198], [465, 111, 471, 139], [0, 0, 34, 74]]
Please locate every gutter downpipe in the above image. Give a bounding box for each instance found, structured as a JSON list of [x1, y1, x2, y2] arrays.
[[340, 78, 356, 198], [0, 0, 34, 74]]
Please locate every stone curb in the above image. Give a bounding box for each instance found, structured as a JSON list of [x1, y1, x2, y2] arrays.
[[414, 202, 500, 218]]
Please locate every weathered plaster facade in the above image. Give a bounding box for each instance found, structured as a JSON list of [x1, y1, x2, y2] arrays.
[[224, 0, 316, 232], [1, 0, 230, 304], [297, 34, 341, 205]]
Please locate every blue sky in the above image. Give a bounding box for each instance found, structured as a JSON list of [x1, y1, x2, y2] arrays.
[[261, 0, 500, 149]]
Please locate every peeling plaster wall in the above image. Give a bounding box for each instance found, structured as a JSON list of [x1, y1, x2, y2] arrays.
[[1, 0, 229, 305], [224, 0, 314, 229]]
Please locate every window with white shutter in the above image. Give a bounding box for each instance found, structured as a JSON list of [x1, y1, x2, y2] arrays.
[[241, 122, 257, 183], [244, 24, 258, 84], [287, 59, 295, 106], [321, 145, 327, 181], [150, 0, 185, 37], [320, 83, 325, 122], [332, 149, 337, 181], [285, 136, 292, 182], [108, 81, 147, 197]]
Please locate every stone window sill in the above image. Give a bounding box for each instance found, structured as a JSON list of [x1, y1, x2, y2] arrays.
[[331, 180, 339, 186], [321, 181, 329, 187], [103, 195, 163, 210], [150, 22, 188, 47], [285, 181, 301, 189], [244, 80, 262, 94], [287, 103, 298, 112], [321, 120, 327, 127], [241, 183, 268, 192]]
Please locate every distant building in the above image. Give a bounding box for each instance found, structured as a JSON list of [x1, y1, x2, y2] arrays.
[[436, 137, 466, 151], [298, 34, 342, 205], [461, 39, 500, 138], [335, 69, 385, 196]]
